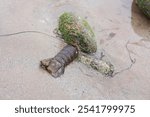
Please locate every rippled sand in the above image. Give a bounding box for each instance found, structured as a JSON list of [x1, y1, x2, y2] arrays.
[[0, 0, 150, 99]]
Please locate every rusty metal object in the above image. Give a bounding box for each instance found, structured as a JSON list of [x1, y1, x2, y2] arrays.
[[40, 45, 78, 78]]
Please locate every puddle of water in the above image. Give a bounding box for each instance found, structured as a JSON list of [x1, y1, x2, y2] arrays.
[[0, 0, 150, 99]]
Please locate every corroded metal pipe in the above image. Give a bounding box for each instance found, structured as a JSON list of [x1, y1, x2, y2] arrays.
[[40, 45, 78, 78]]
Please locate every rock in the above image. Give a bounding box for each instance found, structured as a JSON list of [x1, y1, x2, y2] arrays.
[[58, 12, 97, 54]]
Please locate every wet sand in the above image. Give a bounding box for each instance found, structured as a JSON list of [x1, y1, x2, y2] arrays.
[[0, 0, 150, 99]]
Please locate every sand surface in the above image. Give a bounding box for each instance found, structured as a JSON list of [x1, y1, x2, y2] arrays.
[[0, 0, 150, 99]]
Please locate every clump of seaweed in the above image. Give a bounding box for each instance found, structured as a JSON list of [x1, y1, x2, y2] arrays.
[[58, 12, 97, 53]]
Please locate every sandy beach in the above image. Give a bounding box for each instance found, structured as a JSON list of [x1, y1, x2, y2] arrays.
[[0, 0, 150, 99]]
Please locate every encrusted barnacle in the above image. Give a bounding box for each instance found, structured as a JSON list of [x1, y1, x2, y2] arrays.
[[78, 53, 114, 76]]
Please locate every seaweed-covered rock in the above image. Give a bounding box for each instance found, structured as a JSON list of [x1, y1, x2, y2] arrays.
[[58, 12, 97, 54], [136, 0, 150, 18]]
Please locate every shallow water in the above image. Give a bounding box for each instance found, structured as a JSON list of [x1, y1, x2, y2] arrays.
[[0, 0, 150, 99]]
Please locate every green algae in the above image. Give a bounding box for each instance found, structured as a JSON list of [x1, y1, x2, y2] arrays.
[[58, 12, 97, 54], [136, 0, 150, 18]]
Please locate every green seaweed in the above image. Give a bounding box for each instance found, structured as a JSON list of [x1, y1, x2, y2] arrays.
[[58, 12, 97, 53], [136, 0, 150, 18]]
